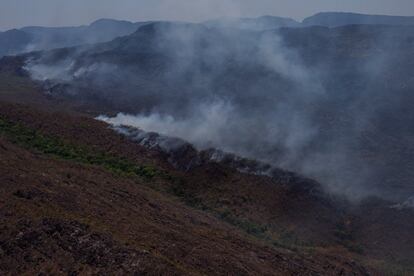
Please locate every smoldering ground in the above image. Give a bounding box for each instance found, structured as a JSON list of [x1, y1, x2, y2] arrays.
[[24, 22, 414, 202]]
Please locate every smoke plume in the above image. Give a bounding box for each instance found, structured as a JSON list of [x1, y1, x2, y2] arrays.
[[23, 20, 414, 202]]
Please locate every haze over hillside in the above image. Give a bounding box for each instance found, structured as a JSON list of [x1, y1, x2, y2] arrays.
[[2, 12, 414, 57], [1, 6, 414, 274], [16, 20, 414, 202], [0, 19, 151, 57]]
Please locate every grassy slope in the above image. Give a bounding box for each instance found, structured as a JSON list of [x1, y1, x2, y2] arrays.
[[0, 71, 412, 274], [0, 105, 374, 275]]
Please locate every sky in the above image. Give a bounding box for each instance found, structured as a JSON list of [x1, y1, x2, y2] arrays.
[[1, 0, 414, 30]]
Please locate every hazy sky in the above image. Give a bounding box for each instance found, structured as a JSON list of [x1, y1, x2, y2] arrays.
[[1, 0, 414, 30]]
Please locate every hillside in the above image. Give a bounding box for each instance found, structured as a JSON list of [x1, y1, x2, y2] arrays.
[[1, 15, 414, 274], [15, 22, 414, 201], [0, 99, 378, 275], [0, 65, 414, 274]]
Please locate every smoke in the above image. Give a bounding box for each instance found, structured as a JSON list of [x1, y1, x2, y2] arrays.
[[99, 101, 234, 149], [391, 196, 414, 210], [24, 59, 75, 81], [22, 20, 414, 202]]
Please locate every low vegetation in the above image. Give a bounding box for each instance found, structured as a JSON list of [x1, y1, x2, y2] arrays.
[[0, 116, 159, 179], [0, 116, 309, 251]]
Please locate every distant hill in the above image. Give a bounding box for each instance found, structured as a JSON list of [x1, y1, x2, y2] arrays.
[[205, 15, 300, 30], [0, 19, 151, 58], [303, 12, 414, 27], [3, 13, 414, 58], [206, 13, 414, 30], [20, 18, 150, 50]]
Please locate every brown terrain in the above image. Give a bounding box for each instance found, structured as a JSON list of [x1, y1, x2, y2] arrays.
[[0, 57, 413, 275]]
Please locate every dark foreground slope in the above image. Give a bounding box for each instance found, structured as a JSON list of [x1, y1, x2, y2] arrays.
[[0, 101, 374, 275], [0, 74, 413, 274]]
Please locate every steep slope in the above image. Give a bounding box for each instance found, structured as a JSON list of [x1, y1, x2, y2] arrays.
[[0, 95, 413, 273], [0, 101, 374, 275], [1, 23, 414, 273], [101, 120, 414, 270], [17, 22, 414, 201]]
